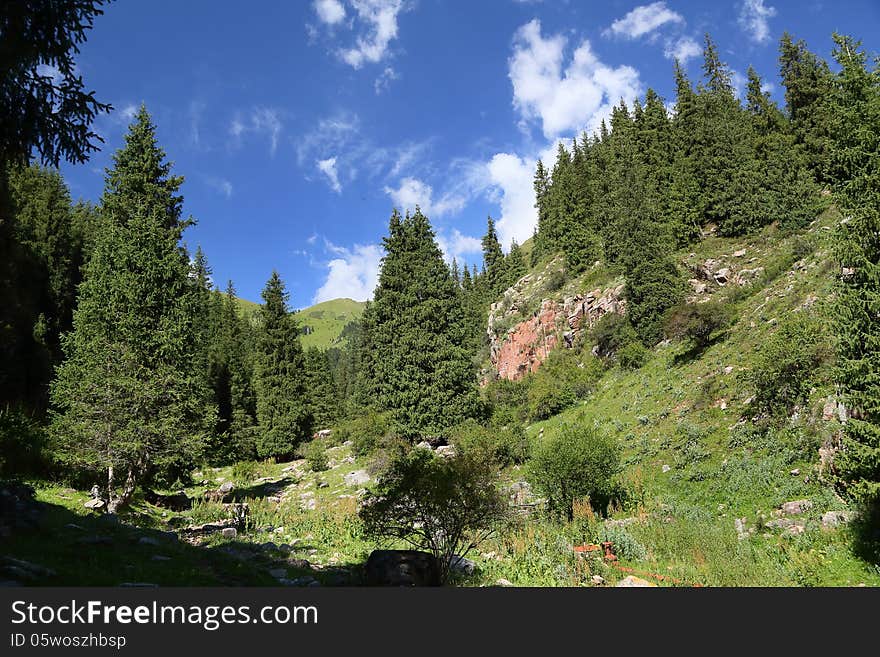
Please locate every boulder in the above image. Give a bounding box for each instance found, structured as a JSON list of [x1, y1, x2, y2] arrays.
[[449, 555, 476, 576], [781, 499, 813, 516], [713, 268, 731, 285], [821, 511, 852, 529], [435, 445, 457, 459], [365, 550, 440, 587], [218, 482, 235, 494], [221, 527, 237, 539], [84, 498, 105, 510], [344, 470, 371, 487], [496, 578, 514, 587]]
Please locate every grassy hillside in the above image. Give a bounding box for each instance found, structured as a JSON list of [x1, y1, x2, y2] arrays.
[[232, 296, 365, 350], [294, 298, 365, 350]]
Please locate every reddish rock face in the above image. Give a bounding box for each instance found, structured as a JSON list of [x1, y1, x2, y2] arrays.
[[487, 284, 625, 382]]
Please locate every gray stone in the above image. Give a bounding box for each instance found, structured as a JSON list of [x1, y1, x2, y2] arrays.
[[218, 482, 235, 494], [221, 527, 237, 539], [343, 470, 371, 487], [591, 575, 605, 585], [734, 518, 749, 540], [781, 499, 813, 516], [365, 550, 440, 586], [821, 510, 852, 529], [496, 578, 514, 587], [137, 536, 161, 547], [268, 568, 287, 579], [84, 498, 105, 510], [435, 445, 457, 459], [449, 555, 476, 576], [662, 464, 671, 473], [616, 575, 656, 587], [415, 441, 433, 451]]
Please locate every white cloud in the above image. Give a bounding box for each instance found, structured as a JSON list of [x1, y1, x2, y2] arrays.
[[229, 106, 283, 155], [486, 153, 539, 250], [437, 229, 483, 265], [731, 70, 747, 99], [509, 19, 642, 139], [738, 0, 777, 44], [313, 0, 346, 25], [316, 156, 342, 193], [663, 36, 701, 64], [36, 63, 64, 84], [296, 112, 360, 165], [313, 242, 383, 303], [760, 80, 775, 95], [339, 0, 409, 69], [383, 177, 465, 218], [374, 66, 399, 94], [604, 2, 684, 40]]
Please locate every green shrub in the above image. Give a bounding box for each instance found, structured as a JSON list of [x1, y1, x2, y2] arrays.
[[336, 411, 394, 457], [543, 267, 566, 293], [359, 448, 509, 584], [744, 313, 833, 417], [231, 460, 259, 485], [528, 423, 621, 520], [303, 440, 329, 472], [664, 300, 735, 350], [591, 313, 638, 358], [617, 342, 649, 370], [597, 525, 647, 561], [450, 418, 528, 467]]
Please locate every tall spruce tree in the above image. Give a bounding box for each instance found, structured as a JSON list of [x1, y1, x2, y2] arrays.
[[50, 106, 211, 509], [304, 346, 339, 430], [253, 271, 312, 459], [827, 34, 880, 511], [360, 208, 481, 436]]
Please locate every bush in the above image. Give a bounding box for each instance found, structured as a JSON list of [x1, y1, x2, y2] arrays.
[[359, 448, 509, 584], [231, 460, 259, 485], [303, 440, 329, 472], [450, 418, 528, 467], [591, 313, 638, 358], [664, 300, 735, 350], [336, 411, 394, 457], [744, 313, 833, 417], [597, 525, 647, 561], [528, 423, 621, 520], [617, 342, 649, 370]]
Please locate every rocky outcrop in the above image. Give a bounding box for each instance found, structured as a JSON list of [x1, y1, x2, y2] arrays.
[[486, 284, 625, 382]]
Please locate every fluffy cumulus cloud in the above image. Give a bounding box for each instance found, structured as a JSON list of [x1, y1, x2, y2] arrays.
[[383, 177, 466, 217], [509, 20, 642, 139], [663, 36, 701, 64], [485, 152, 538, 250], [313, 0, 346, 25], [604, 2, 684, 40], [436, 229, 483, 265], [316, 157, 342, 192], [738, 0, 777, 44], [313, 242, 383, 303]]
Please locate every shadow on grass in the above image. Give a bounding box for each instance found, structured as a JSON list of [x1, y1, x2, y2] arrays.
[[672, 334, 728, 366], [1, 496, 365, 586], [848, 504, 880, 568]]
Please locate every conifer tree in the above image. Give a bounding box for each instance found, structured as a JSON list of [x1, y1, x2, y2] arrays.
[[360, 208, 480, 436], [253, 271, 312, 459], [481, 216, 505, 296], [827, 34, 880, 510], [304, 346, 339, 430], [50, 106, 211, 509]]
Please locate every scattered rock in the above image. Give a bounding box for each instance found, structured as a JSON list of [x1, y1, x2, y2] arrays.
[[268, 568, 287, 579], [713, 268, 731, 285], [415, 441, 433, 451], [365, 550, 440, 587], [790, 468, 800, 476], [343, 470, 371, 487], [735, 518, 749, 540], [137, 536, 161, 547], [723, 366, 734, 374], [435, 445, 457, 459], [733, 249, 747, 257], [781, 500, 813, 516], [3, 557, 56, 580], [221, 527, 237, 539], [218, 482, 235, 494], [496, 578, 514, 587], [591, 575, 605, 585], [662, 465, 671, 473], [449, 555, 476, 576], [821, 510, 852, 529], [689, 279, 708, 295], [313, 429, 333, 439], [317, 481, 329, 489], [84, 498, 105, 510], [616, 575, 656, 587]]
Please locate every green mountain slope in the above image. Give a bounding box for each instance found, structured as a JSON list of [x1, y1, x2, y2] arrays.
[[294, 297, 365, 350]]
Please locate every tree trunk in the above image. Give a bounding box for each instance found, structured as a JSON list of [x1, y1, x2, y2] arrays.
[[107, 466, 138, 513]]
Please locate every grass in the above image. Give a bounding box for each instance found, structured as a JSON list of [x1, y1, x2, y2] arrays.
[[294, 297, 365, 350]]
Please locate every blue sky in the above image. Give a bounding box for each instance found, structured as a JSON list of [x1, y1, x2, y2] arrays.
[[58, 0, 879, 308]]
